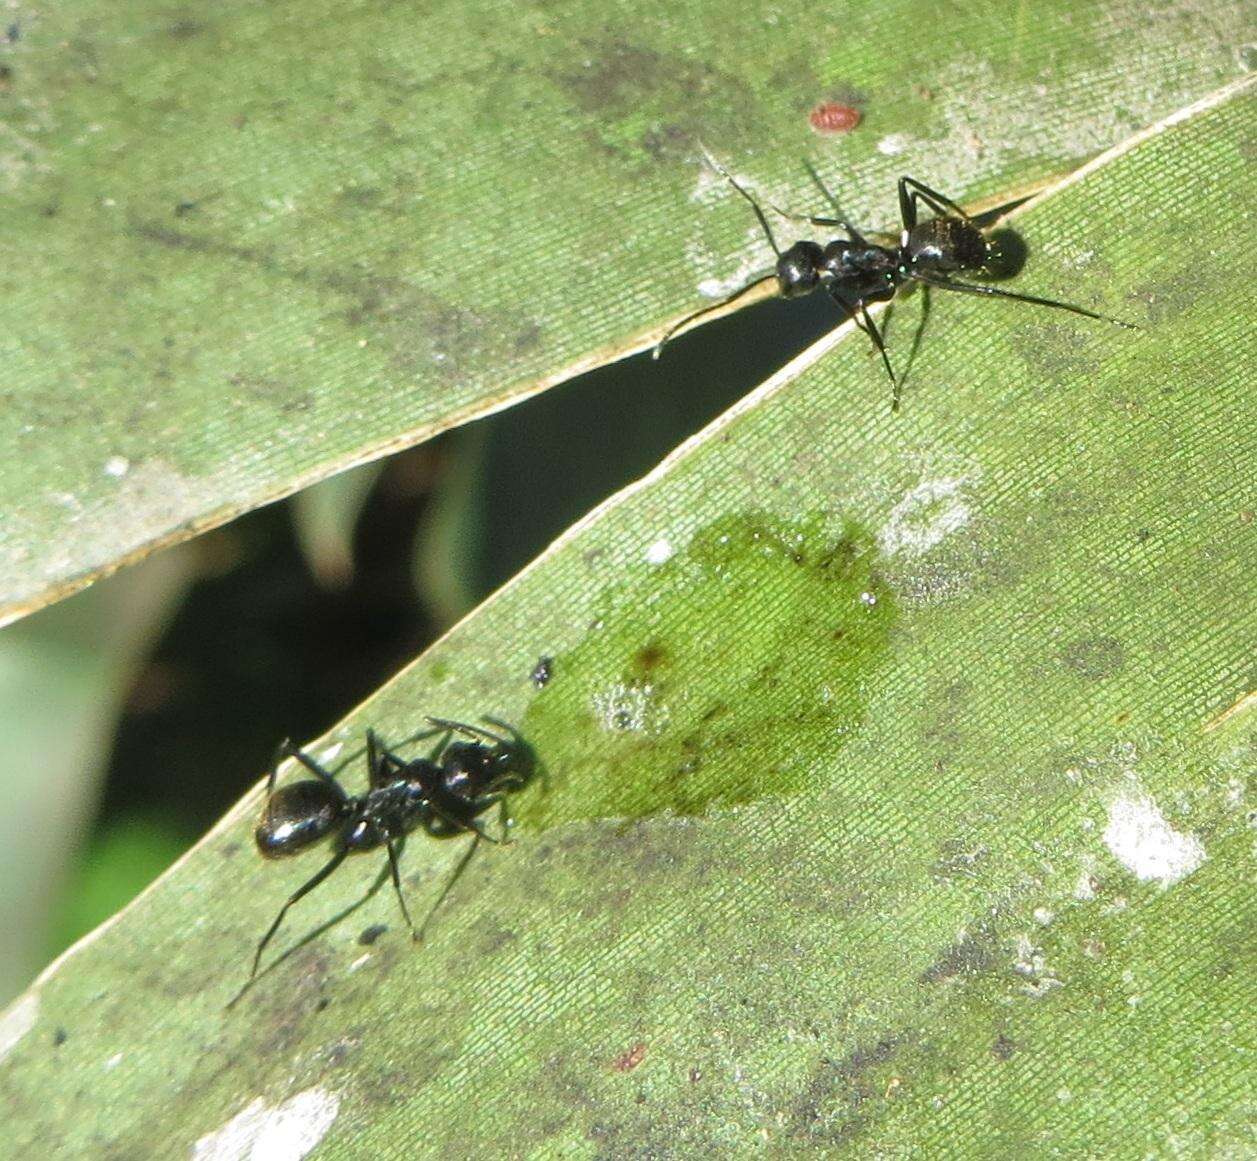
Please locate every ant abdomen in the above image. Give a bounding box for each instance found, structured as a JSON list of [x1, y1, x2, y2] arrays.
[[255, 781, 346, 858], [906, 217, 988, 273], [776, 240, 824, 296]]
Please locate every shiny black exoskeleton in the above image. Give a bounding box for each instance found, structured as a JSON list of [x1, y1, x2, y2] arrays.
[[655, 156, 1136, 410], [249, 718, 532, 980]]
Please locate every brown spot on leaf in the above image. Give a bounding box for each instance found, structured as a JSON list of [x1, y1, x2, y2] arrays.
[[632, 640, 668, 674], [610, 1042, 647, 1073]]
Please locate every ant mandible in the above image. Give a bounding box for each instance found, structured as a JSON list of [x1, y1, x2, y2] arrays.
[[248, 718, 533, 982], [654, 153, 1137, 410]]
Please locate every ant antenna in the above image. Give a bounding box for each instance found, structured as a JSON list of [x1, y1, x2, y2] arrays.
[[654, 147, 783, 358], [911, 273, 1140, 330], [698, 143, 781, 255], [652, 273, 777, 358], [761, 159, 869, 246]]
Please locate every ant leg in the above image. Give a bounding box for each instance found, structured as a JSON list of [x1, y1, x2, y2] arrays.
[[416, 835, 481, 943], [425, 802, 504, 844], [263, 739, 290, 796], [898, 176, 973, 230], [652, 275, 778, 359], [859, 304, 900, 411], [445, 812, 503, 845], [464, 791, 517, 842], [384, 840, 417, 940], [825, 287, 899, 410], [426, 716, 508, 746], [280, 741, 344, 792], [480, 716, 521, 742], [485, 770, 528, 795], [250, 848, 348, 980], [901, 284, 932, 385], [910, 272, 1139, 329], [365, 729, 398, 788], [338, 722, 449, 773], [761, 163, 866, 241]]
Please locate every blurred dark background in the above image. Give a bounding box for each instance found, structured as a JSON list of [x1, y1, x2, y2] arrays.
[[15, 289, 842, 998]]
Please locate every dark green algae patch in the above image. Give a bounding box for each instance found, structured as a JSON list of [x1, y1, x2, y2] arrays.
[[516, 511, 896, 828]]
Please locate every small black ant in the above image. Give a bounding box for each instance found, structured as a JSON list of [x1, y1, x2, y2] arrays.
[[654, 154, 1137, 410], [248, 718, 533, 982]]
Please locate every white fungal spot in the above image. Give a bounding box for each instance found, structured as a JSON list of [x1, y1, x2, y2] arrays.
[[645, 538, 674, 565], [1074, 870, 1098, 900], [1013, 934, 1062, 997], [879, 474, 978, 559], [689, 161, 729, 203], [858, 591, 877, 607], [693, 234, 765, 297], [103, 455, 130, 478], [876, 133, 911, 156], [104, 1052, 124, 1070], [1033, 907, 1054, 926], [193, 1088, 341, 1161], [0, 993, 38, 1064], [1103, 791, 1205, 886]]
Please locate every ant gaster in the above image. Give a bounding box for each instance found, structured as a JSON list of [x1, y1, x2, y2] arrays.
[[654, 153, 1137, 410], [248, 718, 532, 981]]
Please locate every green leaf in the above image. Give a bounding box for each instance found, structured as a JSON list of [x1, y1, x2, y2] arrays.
[[0, 0, 1247, 625], [2, 77, 1252, 1156]]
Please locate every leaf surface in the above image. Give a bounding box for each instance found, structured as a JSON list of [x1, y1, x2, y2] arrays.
[[2, 77, 1253, 1157], [0, 0, 1247, 623]]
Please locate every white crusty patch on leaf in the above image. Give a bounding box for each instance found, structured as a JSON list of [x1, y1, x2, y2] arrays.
[[194, 1088, 340, 1161], [1102, 788, 1205, 886], [645, 537, 674, 565], [878, 471, 980, 559], [1012, 934, 1062, 997]]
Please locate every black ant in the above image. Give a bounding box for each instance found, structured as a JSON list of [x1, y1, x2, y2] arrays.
[[654, 154, 1137, 410], [247, 718, 533, 982]]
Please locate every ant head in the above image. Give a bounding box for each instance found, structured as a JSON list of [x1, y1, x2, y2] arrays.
[[255, 781, 347, 858], [775, 240, 824, 298], [501, 734, 536, 784], [981, 227, 1028, 280]]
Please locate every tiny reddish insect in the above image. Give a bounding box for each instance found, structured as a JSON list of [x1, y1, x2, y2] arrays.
[[809, 101, 861, 135]]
